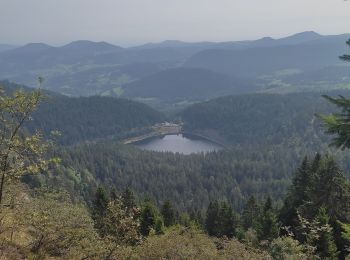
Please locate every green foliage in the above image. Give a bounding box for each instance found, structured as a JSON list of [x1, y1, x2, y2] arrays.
[[0, 188, 107, 259], [140, 200, 161, 236], [0, 85, 55, 205], [49, 141, 298, 212], [317, 95, 350, 149], [255, 197, 279, 242], [181, 92, 335, 146], [339, 221, 350, 242], [90, 186, 142, 246], [281, 154, 350, 231], [280, 154, 350, 257], [161, 200, 176, 227], [91, 185, 109, 235], [121, 188, 137, 212], [205, 200, 237, 238], [154, 218, 165, 235], [104, 196, 142, 246], [298, 208, 338, 259], [318, 41, 350, 149], [242, 196, 259, 230], [269, 236, 308, 260], [126, 227, 271, 259], [29, 95, 164, 145]]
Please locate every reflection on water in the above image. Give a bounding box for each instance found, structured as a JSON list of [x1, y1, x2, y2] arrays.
[[134, 134, 222, 155]]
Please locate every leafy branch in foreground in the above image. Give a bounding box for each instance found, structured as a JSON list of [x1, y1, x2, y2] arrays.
[[0, 83, 58, 206], [316, 95, 350, 149], [317, 38, 350, 149]]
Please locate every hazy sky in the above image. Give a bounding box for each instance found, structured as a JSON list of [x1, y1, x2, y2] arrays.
[[1, 0, 350, 46]]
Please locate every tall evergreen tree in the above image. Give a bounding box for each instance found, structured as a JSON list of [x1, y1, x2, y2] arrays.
[[314, 207, 339, 260], [205, 200, 237, 238], [280, 156, 312, 236], [242, 196, 259, 230], [299, 207, 338, 259], [140, 200, 158, 236], [217, 201, 236, 238], [256, 197, 279, 241], [318, 39, 350, 149], [205, 200, 220, 236], [280, 155, 350, 257], [91, 185, 109, 236], [161, 200, 176, 227]]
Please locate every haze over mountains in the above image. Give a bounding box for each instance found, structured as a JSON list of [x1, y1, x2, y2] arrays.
[[1, 31, 350, 108]]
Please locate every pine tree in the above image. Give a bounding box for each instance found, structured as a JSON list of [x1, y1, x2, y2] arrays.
[[318, 39, 350, 149], [242, 196, 259, 230], [218, 201, 236, 238], [161, 200, 176, 227], [205, 200, 237, 238], [92, 185, 109, 236], [280, 155, 350, 257], [140, 200, 158, 236], [314, 208, 338, 260], [299, 208, 338, 259], [280, 156, 311, 235], [256, 197, 279, 241], [205, 200, 220, 236]]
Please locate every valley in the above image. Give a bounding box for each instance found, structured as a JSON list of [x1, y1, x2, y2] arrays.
[[2, 26, 350, 259]]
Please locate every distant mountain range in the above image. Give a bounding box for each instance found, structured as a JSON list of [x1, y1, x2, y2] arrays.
[[0, 44, 17, 53], [184, 38, 349, 77], [123, 68, 255, 102], [0, 31, 349, 107]]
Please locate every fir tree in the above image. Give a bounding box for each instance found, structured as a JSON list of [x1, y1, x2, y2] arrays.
[[218, 201, 236, 238], [242, 196, 259, 230], [256, 197, 279, 241], [161, 200, 176, 227], [205, 200, 220, 236], [91, 185, 109, 236], [318, 39, 350, 149], [205, 200, 237, 238], [140, 200, 158, 236], [314, 208, 338, 260], [280, 156, 311, 236]]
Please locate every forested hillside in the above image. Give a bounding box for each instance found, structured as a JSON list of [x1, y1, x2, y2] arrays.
[[123, 68, 255, 103], [42, 142, 293, 211], [1, 80, 164, 145], [181, 92, 345, 145]]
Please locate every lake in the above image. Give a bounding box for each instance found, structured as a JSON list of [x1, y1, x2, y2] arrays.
[[134, 134, 223, 155]]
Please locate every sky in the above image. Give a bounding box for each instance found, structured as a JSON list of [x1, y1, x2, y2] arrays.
[[1, 0, 350, 47]]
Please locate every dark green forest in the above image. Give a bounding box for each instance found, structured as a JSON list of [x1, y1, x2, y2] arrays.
[[0, 80, 164, 145]]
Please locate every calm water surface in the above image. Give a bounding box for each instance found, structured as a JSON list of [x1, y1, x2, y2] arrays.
[[135, 134, 222, 155]]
